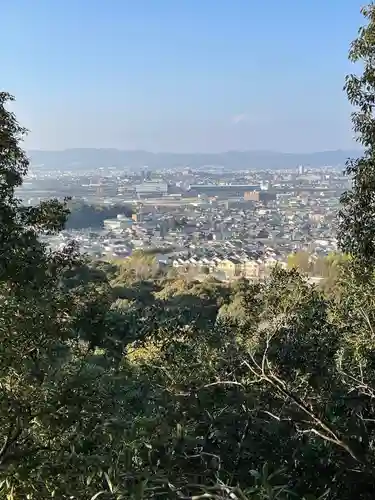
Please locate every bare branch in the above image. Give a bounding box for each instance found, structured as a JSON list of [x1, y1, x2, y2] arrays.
[[245, 341, 364, 463]]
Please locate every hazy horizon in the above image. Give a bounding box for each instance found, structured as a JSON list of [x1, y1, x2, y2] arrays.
[[2, 0, 364, 153], [26, 146, 361, 155]]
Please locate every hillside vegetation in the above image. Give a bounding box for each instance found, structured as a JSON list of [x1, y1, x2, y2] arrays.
[[64, 201, 132, 230], [2, 5, 375, 499]]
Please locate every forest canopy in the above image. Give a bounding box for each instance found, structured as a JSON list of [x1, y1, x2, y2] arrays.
[[2, 4, 375, 499]]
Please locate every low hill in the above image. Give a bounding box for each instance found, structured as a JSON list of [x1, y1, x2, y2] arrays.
[[28, 148, 360, 171]]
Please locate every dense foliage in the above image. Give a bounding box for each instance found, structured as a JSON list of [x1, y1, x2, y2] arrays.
[[338, 3, 375, 269], [2, 5, 375, 499], [65, 202, 133, 229]]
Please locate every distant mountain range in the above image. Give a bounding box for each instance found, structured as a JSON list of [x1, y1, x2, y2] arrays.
[[28, 148, 361, 171]]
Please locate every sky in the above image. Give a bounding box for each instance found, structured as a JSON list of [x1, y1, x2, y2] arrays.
[[1, 0, 366, 153]]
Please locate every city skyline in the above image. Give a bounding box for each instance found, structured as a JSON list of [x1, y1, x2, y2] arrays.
[[2, 0, 364, 153]]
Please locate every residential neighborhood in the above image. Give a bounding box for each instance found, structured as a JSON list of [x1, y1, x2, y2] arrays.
[[27, 161, 347, 281]]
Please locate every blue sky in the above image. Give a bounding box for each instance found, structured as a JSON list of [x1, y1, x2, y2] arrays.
[[1, 0, 365, 152]]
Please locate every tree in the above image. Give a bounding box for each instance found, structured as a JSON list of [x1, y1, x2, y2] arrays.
[[5, 3, 375, 498], [111, 252, 161, 285], [287, 251, 311, 273], [65, 201, 132, 229], [122, 8, 375, 495], [0, 93, 147, 499], [338, 4, 375, 269]]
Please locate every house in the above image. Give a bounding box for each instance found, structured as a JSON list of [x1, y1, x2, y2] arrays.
[[217, 258, 242, 279], [242, 259, 261, 278], [264, 256, 287, 271]]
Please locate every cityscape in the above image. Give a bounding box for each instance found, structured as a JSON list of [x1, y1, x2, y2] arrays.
[[3, 0, 375, 498], [21, 153, 351, 282]]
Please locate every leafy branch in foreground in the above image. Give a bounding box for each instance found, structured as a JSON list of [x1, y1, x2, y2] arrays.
[[3, 3, 375, 499], [338, 4, 375, 269]]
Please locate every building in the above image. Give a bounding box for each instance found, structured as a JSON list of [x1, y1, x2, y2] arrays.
[[135, 181, 168, 198], [217, 258, 242, 279], [188, 184, 260, 198], [103, 214, 133, 232], [244, 191, 261, 202], [244, 191, 276, 203], [242, 260, 261, 279], [141, 168, 152, 181]]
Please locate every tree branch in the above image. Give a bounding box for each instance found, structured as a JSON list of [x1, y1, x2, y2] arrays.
[[0, 417, 22, 464], [244, 340, 364, 463]]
